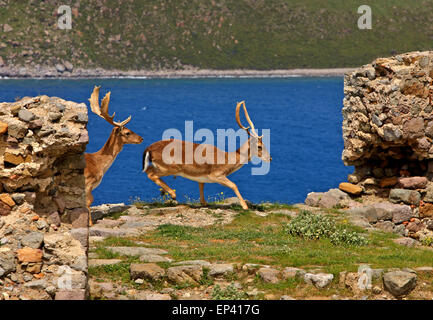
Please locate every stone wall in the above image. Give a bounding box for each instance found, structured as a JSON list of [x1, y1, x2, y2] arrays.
[[342, 51, 433, 184], [0, 95, 89, 300], [337, 51, 433, 245]]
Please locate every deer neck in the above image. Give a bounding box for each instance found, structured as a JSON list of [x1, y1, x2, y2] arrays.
[[96, 129, 124, 174], [225, 137, 251, 172]]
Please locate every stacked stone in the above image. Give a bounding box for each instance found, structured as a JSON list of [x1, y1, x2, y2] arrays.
[[342, 50, 433, 168], [0, 95, 89, 300], [335, 51, 433, 244]]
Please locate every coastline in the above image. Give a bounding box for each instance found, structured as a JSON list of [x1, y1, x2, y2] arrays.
[[0, 67, 355, 79]]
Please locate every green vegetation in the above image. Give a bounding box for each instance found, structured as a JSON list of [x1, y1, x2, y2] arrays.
[[212, 283, 248, 300], [92, 208, 433, 276], [89, 263, 131, 284], [89, 204, 433, 299], [421, 236, 433, 247], [285, 210, 368, 246], [1, 0, 432, 70]]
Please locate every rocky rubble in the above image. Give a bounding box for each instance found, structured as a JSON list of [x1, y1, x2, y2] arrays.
[[0, 96, 89, 300], [307, 52, 433, 246], [342, 52, 433, 201], [85, 202, 433, 300]]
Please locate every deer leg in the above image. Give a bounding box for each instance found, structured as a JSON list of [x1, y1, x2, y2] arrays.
[[209, 176, 248, 210], [86, 189, 94, 227], [146, 168, 177, 200], [199, 183, 207, 206]]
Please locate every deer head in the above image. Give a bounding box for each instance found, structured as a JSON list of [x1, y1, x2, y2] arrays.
[[88, 86, 143, 145], [236, 101, 271, 162]]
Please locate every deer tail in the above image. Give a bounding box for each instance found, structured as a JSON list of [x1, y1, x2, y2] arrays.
[[142, 150, 151, 172]]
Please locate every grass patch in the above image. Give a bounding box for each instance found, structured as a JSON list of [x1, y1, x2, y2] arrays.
[[157, 224, 198, 241], [258, 203, 298, 211], [137, 209, 433, 277], [255, 277, 301, 292], [97, 237, 138, 248], [89, 263, 131, 284], [199, 267, 214, 287], [92, 247, 122, 260], [90, 204, 433, 299], [107, 211, 128, 220]]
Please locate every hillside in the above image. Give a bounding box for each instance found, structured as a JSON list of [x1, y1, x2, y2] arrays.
[[0, 0, 432, 71]]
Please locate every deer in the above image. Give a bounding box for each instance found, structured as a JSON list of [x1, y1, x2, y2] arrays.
[[84, 86, 143, 226], [142, 101, 271, 210]]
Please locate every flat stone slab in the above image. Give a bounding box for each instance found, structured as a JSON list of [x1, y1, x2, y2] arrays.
[[348, 202, 412, 225], [143, 293, 171, 300], [304, 273, 334, 288], [89, 226, 140, 238], [346, 212, 372, 229], [89, 236, 105, 243], [95, 219, 125, 228], [148, 207, 181, 215], [414, 267, 433, 275], [91, 203, 131, 221], [397, 176, 428, 189], [282, 267, 305, 279], [383, 271, 417, 297], [89, 227, 129, 238], [209, 263, 234, 277], [139, 254, 172, 263], [130, 263, 164, 281], [305, 188, 350, 209], [120, 220, 158, 229], [89, 259, 122, 267], [107, 246, 168, 256], [258, 267, 281, 283], [167, 265, 203, 284], [389, 189, 421, 206], [173, 260, 212, 267]]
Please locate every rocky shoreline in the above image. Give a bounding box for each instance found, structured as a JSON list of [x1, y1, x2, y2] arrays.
[[0, 65, 354, 79]]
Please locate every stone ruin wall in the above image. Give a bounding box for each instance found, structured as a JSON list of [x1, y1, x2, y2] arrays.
[[343, 51, 433, 189], [0, 95, 89, 300], [339, 51, 433, 242]]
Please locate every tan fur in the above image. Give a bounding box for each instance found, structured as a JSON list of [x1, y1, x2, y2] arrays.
[[143, 133, 271, 210], [84, 87, 143, 226]]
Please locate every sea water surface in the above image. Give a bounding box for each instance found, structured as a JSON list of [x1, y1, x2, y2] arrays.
[[0, 78, 352, 205]]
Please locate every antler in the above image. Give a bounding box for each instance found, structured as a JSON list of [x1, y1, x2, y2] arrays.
[[88, 86, 131, 127], [235, 101, 262, 138]]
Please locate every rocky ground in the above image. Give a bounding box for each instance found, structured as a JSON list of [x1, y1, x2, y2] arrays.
[[0, 201, 87, 300], [0, 65, 354, 79], [87, 197, 433, 301]]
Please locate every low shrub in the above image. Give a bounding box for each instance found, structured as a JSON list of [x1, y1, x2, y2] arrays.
[[211, 283, 247, 300], [285, 211, 367, 246], [329, 227, 368, 246], [421, 236, 433, 247]]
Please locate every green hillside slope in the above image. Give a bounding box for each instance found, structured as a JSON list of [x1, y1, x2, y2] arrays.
[[0, 0, 432, 70]]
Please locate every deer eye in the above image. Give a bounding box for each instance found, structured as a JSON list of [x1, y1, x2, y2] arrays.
[[125, 132, 130, 136]]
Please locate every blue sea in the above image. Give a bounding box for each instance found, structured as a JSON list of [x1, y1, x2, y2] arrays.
[[0, 78, 353, 205]]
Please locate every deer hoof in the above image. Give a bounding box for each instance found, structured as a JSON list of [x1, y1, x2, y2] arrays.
[[165, 199, 178, 205]]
